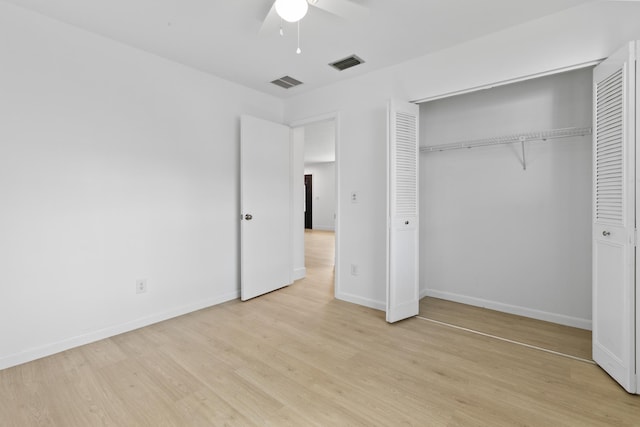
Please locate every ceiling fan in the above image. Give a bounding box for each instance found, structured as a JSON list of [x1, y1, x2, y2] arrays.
[[260, 0, 369, 34]]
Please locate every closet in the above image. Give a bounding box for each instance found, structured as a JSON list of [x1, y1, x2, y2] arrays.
[[419, 67, 594, 330], [417, 41, 640, 394]]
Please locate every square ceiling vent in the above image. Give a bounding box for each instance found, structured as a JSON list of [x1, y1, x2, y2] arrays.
[[329, 54, 365, 71], [271, 75, 303, 89]]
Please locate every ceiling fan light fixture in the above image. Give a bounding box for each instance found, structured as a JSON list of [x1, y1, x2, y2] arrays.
[[275, 0, 309, 23]]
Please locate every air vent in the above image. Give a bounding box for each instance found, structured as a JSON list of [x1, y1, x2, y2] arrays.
[[270, 75, 303, 89], [329, 55, 365, 71]]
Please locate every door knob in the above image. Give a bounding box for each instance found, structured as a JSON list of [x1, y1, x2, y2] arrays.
[[602, 230, 610, 236], [245, 214, 253, 220]]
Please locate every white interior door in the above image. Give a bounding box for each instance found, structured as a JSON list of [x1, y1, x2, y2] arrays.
[[386, 100, 420, 323], [592, 41, 637, 394], [241, 115, 292, 301]]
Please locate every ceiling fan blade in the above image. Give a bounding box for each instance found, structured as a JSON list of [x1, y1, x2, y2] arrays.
[[310, 0, 369, 20], [259, 2, 280, 34]]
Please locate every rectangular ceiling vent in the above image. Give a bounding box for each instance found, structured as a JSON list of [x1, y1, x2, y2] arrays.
[[270, 75, 303, 89], [329, 55, 365, 71]]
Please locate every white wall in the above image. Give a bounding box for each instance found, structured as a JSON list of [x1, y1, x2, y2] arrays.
[[304, 163, 336, 231], [284, 1, 640, 311], [0, 2, 283, 369], [420, 68, 593, 329], [304, 120, 336, 164]]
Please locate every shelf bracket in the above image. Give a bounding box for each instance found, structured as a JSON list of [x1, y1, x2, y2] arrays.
[[519, 137, 527, 170]]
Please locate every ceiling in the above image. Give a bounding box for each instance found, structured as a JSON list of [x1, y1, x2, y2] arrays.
[[4, 0, 595, 98]]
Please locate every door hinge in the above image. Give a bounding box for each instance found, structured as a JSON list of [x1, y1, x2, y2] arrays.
[[635, 228, 638, 246]]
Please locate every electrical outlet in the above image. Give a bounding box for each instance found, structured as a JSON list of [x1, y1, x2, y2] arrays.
[[136, 279, 147, 294], [350, 264, 359, 276], [350, 191, 359, 203]]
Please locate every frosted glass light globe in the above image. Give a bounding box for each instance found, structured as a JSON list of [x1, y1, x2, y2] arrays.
[[275, 0, 309, 23]]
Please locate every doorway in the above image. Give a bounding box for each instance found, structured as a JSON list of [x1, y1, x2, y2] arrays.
[[297, 118, 337, 289], [304, 174, 313, 229], [417, 67, 594, 360]]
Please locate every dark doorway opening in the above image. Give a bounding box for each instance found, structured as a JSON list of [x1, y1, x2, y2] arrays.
[[304, 174, 313, 229]]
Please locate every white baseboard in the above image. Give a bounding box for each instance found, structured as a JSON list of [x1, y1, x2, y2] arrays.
[[292, 267, 306, 281], [336, 291, 385, 311], [422, 289, 592, 330], [0, 290, 240, 371]]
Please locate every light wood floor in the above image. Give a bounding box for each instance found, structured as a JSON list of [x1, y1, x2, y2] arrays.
[[1, 230, 639, 426], [419, 297, 592, 361]]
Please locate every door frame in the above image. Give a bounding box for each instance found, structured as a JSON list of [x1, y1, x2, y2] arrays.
[[634, 42, 640, 394], [289, 112, 341, 299], [414, 61, 602, 315]]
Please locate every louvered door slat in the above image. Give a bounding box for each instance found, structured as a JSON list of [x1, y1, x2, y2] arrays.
[[597, 144, 622, 154], [598, 90, 623, 108], [595, 68, 624, 224], [597, 155, 623, 163], [393, 111, 418, 216], [597, 126, 623, 138], [597, 115, 622, 129]]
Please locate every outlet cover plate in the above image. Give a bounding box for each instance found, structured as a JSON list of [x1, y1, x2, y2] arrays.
[[136, 279, 147, 294]]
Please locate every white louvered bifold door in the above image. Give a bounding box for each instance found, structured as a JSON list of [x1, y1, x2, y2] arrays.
[[386, 100, 419, 323], [592, 41, 637, 394]]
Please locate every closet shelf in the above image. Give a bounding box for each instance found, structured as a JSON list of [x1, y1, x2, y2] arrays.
[[419, 126, 593, 153]]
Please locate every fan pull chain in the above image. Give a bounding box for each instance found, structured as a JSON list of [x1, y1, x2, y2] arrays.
[[296, 21, 301, 54], [279, 18, 284, 36]]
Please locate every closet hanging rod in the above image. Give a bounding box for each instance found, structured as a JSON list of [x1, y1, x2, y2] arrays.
[[419, 126, 592, 153]]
